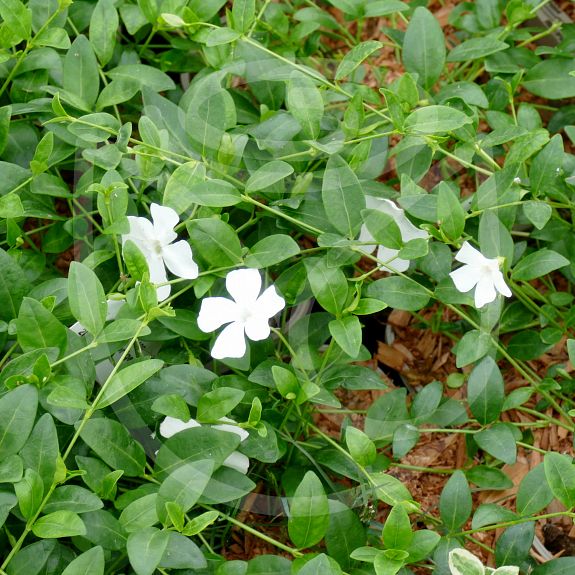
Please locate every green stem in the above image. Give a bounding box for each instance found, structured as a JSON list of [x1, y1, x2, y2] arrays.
[[200, 504, 303, 557], [459, 511, 575, 536]]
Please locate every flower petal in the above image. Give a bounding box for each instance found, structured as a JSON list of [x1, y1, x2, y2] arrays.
[[450, 264, 479, 293], [380, 199, 428, 242], [213, 422, 250, 442], [376, 245, 409, 273], [197, 297, 238, 333], [106, 299, 125, 321], [256, 285, 285, 318], [244, 317, 271, 342], [211, 321, 247, 359], [454, 241, 484, 265], [492, 270, 512, 298], [147, 255, 170, 301], [162, 240, 199, 279], [150, 203, 178, 245], [474, 275, 497, 308], [159, 416, 200, 438], [222, 451, 250, 474], [123, 216, 155, 248], [226, 268, 262, 305]]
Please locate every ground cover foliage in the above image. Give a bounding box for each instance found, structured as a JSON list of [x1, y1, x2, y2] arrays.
[[1, 0, 575, 573]]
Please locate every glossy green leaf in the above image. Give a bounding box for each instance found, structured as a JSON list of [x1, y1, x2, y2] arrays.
[[61, 546, 105, 575], [402, 7, 446, 89], [80, 418, 146, 477], [96, 359, 164, 408], [335, 40, 383, 81], [439, 471, 472, 532], [127, 527, 170, 575], [404, 106, 472, 135], [512, 249, 569, 281], [544, 452, 575, 509], [288, 471, 329, 549], [68, 261, 107, 336], [89, 0, 119, 65], [0, 385, 38, 459], [467, 356, 504, 424], [32, 510, 86, 538], [322, 154, 365, 238]]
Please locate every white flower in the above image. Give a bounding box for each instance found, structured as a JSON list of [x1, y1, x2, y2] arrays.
[[122, 203, 198, 301], [358, 197, 428, 272], [197, 269, 285, 360], [449, 241, 512, 308], [159, 415, 250, 474]]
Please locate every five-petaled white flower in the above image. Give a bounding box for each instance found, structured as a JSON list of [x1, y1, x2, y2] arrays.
[[357, 197, 428, 272], [197, 268, 285, 360], [122, 203, 198, 301], [449, 241, 512, 308], [159, 415, 250, 474]]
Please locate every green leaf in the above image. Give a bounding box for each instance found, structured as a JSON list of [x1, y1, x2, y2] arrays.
[[81, 509, 127, 550], [439, 470, 472, 532], [96, 359, 164, 409], [383, 504, 413, 550], [529, 134, 564, 196], [17, 297, 68, 356], [80, 418, 146, 477], [523, 59, 575, 100], [0, 0, 31, 45], [516, 463, 554, 516], [304, 257, 348, 315], [0, 248, 28, 321], [402, 7, 446, 89], [532, 558, 575, 574], [119, 493, 159, 532], [0, 385, 38, 459], [15, 468, 43, 520], [286, 72, 324, 139], [232, 0, 255, 33], [466, 467, 512, 490], [127, 527, 170, 575], [322, 154, 365, 238], [288, 471, 329, 549], [43, 485, 103, 514], [157, 459, 214, 524], [107, 64, 175, 92], [362, 208, 402, 249], [345, 426, 376, 467], [329, 316, 362, 357], [245, 234, 300, 268], [0, 454, 23, 483], [474, 423, 517, 464], [325, 500, 367, 570], [523, 201, 552, 230], [61, 546, 105, 575], [187, 218, 242, 268], [448, 37, 508, 62], [335, 40, 383, 81], [99, 319, 151, 343], [365, 389, 409, 440], [68, 261, 107, 336], [455, 329, 492, 368], [64, 35, 100, 109], [161, 162, 210, 212], [0, 194, 24, 218], [20, 414, 58, 492], [404, 106, 472, 135], [122, 239, 149, 282], [544, 452, 575, 509], [512, 249, 569, 281], [471, 504, 517, 530], [206, 27, 242, 47], [367, 276, 430, 311], [371, 472, 412, 506], [197, 387, 245, 422], [495, 523, 534, 568], [32, 510, 86, 538], [245, 160, 294, 193], [89, 0, 119, 65], [437, 183, 465, 241], [467, 356, 504, 425]]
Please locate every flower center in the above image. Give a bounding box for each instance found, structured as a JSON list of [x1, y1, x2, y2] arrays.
[[151, 240, 163, 256], [237, 305, 255, 324]]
